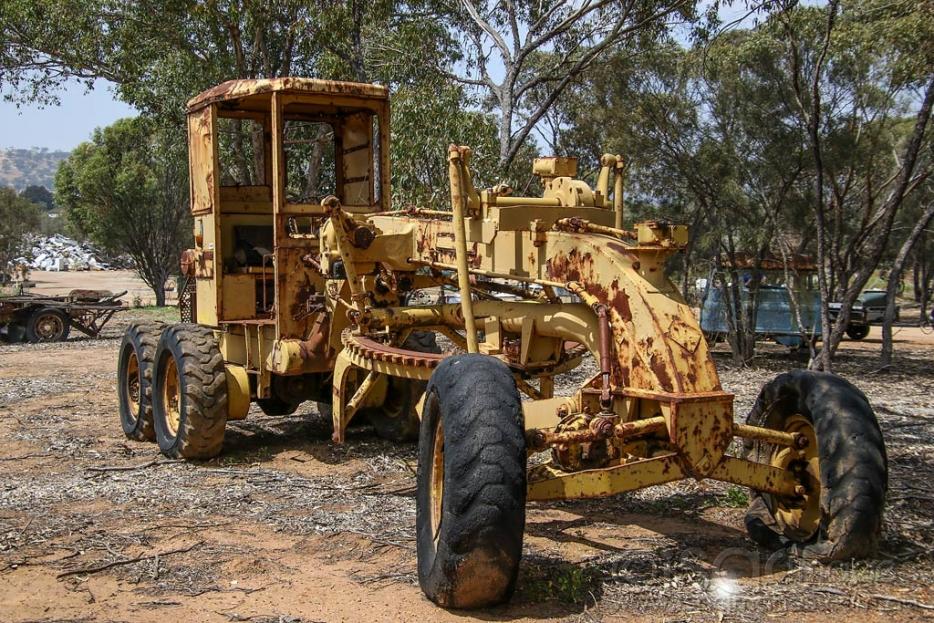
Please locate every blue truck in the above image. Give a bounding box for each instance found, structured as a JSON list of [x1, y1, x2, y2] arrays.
[[698, 263, 891, 347]]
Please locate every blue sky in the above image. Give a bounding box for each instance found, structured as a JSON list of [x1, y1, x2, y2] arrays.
[[0, 79, 137, 151]]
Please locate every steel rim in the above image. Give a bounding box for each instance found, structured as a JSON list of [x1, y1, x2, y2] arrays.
[[162, 356, 181, 437], [429, 418, 444, 546], [771, 414, 821, 540], [35, 313, 64, 341], [126, 351, 140, 415]]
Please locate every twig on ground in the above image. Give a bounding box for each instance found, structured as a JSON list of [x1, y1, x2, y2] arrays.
[[86, 459, 182, 472], [56, 540, 204, 578], [187, 585, 266, 597], [870, 593, 934, 610], [0, 453, 51, 462]]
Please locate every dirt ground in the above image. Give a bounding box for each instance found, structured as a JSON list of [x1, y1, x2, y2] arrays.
[[23, 271, 175, 306], [0, 310, 932, 622]]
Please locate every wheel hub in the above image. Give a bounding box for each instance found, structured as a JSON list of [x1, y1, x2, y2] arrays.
[[36, 314, 64, 341], [770, 414, 821, 540], [162, 357, 181, 437], [429, 421, 444, 545], [126, 352, 140, 414]]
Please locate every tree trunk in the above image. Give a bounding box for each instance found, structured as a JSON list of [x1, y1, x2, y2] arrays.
[[154, 283, 166, 307], [251, 125, 265, 183], [881, 202, 934, 366], [922, 248, 932, 320], [911, 251, 924, 303], [788, 0, 838, 372], [232, 119, 253, 184], [498, 95, 514, 168]]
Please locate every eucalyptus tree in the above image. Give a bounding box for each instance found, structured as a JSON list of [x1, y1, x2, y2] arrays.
[[55, 118, 191, 306], [1, 1, 500, 209], [771, 0, 934, 370], [556, 36, 810, 363], [441, 0, 697, 172], [0, 187, 41, 282]]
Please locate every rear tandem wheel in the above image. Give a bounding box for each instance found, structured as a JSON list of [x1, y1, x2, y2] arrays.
[[117, 322, 164, 441], [365, 331, 442, 442], [152, 324, 228, 459]]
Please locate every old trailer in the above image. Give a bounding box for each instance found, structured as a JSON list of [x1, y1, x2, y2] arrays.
[[0, 289, 127, 342]]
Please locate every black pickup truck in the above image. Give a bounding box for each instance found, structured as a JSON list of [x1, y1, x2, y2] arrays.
[[828, 289, 900, 340]]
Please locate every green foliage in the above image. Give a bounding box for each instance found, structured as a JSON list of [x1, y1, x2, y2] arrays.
[[54, 117, 191, 305], [390, 82, 506, 209], [0, 1, 454, 121], [37, 212, 67, 237], [557, 1, 932, 363], [721, 486, 750, 508], [0, 186, 41, 279], [523, 562, 602, 603]]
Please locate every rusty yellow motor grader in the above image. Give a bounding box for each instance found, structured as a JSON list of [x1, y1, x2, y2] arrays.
[[116, 78, 887, 609]]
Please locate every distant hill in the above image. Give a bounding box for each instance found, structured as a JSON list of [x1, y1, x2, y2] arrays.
[[0, 148, 70, 192]]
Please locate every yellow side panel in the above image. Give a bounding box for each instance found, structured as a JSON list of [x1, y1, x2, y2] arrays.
[[188, 106, 218, 215], [221, 275, 257, 321], [195, 278, 218, 325]]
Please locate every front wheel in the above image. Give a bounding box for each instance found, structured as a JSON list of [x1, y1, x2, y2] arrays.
[[744, 370, 887, 560], [152, 324, 228, 459], [416, 354, 526, 609]]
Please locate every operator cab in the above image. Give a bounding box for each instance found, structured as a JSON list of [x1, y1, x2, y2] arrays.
[[182, 78, 389, 340]]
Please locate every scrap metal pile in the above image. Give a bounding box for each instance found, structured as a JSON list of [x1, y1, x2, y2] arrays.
[[15, 235, 126, 272]]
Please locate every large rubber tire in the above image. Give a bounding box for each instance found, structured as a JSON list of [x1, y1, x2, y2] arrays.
[[152, 324, 228, 459], [117, 322, 163, 441], [416, 354, 526, 609], [744, 370, 887, 561], [368, 331, 441, 442], [846, 324, 870, 340], [26, 307, 70, 342], [257, 395, 299, 416]]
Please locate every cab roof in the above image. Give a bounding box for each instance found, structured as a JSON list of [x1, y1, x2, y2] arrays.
[[186, 78, 389, 114]]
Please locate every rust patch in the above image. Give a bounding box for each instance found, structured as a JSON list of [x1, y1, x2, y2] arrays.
[[612, 289, 632, 322], [649, 352, 674, 392], [186, 77, 388, 112], [299, 312, 331, 359], [290, 280, 317, 320]]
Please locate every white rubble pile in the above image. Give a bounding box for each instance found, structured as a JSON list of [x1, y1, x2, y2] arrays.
[[15, 235, 119, 272]]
